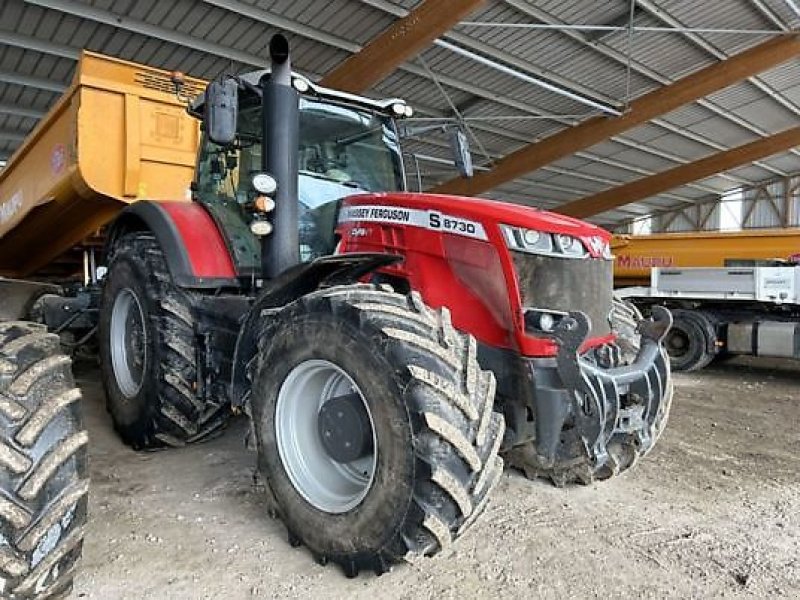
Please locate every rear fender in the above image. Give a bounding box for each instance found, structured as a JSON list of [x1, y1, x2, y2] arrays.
[[105, 201, 239, 289], [230, 253, 401, 409]]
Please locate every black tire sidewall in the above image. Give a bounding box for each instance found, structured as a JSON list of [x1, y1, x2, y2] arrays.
[[0, 324, 88, 597], [98, 251, 160, 438], [252, 309, 416, 560], [667, 314, 708, 371]]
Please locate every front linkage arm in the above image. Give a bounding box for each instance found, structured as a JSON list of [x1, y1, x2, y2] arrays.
[[535, 306, 673, 476]]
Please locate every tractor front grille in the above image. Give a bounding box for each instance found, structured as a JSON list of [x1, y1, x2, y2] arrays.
[[511, 252, 613, 338]]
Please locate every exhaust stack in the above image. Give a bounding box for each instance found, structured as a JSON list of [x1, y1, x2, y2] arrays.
[[261, 34, 300, 279]]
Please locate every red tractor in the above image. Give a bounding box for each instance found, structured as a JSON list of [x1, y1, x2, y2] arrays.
[[336, 194, 673, 484], [99, 33, 672, 571], [0, 33, 672, 594]]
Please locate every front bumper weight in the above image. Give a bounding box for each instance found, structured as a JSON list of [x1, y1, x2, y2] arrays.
[[529, 306, 673, 471]]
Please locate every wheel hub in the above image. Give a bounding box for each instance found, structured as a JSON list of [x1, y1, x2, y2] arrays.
[[317, 392, 374, 463], [109, 288, 147, 398], [667, 329, 689, 356], [275, 359, 377, 514]]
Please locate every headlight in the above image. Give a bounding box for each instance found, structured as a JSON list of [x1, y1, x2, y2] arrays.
[[292, 77, 310, 93], [524, 308, 568, 334], [252, 172, 277, 195], [250, 219, 273, 236], [501, 225, 553, 254], [500, 225, 589, 259], [555, 233, 587, 257]]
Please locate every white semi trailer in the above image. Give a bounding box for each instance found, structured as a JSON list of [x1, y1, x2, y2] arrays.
[[619, 265, 800, 370]]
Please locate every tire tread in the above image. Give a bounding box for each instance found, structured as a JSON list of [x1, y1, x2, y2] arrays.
[[0, 322, 87, 599], [255, 285, 505, 575], [102, 233, 228, 448]]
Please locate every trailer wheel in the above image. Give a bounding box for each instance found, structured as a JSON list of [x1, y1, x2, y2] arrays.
[[666, 309, 716, 371], [0, 321, 88, 599], [251, 285, 504, 576], [99, 233, 228, 449]]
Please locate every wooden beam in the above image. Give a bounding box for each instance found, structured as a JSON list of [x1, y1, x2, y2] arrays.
[[557, 126, 800, 218], [320, 0, 486, 93], [430, 34, 800, 196]]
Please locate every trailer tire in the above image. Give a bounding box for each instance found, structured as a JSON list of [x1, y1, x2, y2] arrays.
[[0, 321, 88, 599], [251, 285, 504, 576], [666, 309, 715, 372], [99, 233, 228, 449]]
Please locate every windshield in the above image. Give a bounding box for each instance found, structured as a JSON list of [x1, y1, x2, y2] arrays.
[[196, 97, 404, 262], [297, 98, 405, 205]]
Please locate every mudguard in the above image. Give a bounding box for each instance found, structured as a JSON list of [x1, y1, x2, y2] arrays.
[[229, 253, 402, 409], [105, 201, 239, 288]]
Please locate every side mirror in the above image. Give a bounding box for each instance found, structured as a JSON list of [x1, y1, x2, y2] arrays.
[[450, 128, 473, 178], [205, 77, 238, 146]]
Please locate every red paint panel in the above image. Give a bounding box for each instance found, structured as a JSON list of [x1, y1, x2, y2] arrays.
[[337, 192, 615, 358], [159, 202, 236, 278]]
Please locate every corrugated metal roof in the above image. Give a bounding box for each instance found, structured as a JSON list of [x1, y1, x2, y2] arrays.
[[1, 0, 799, 230]]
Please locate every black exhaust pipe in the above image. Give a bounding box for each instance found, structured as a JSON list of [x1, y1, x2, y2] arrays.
[[261, 34, 300, 279]]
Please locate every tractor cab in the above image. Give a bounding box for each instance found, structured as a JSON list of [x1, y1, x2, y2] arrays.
[[188, 66, 412, 275]]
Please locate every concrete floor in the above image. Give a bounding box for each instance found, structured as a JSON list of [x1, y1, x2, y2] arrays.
[[73, 357, 800, 599]]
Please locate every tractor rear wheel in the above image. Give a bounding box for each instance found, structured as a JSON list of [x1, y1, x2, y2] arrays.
[[98, 232, 229, 449], [0, 321, 88, 599], [251, 285, 504, 576]]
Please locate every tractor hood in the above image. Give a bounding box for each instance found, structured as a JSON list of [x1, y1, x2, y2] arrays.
[[341, 192, 610, 240], [338, 192, 611, 254]]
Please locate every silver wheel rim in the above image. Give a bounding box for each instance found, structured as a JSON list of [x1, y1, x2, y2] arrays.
[[275, 359, 377, 514], [110, 288, 147, 398]]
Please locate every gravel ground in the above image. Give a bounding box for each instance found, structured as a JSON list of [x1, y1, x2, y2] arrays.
[[73, 356, 799, 599]]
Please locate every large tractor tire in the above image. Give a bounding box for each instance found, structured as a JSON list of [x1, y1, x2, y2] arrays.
[[98, 232, 228, 449], [251, 285, 505, 576], [505, 294, 673, 486], [610, 293, 643, 364], [0, 322, 88, 599]]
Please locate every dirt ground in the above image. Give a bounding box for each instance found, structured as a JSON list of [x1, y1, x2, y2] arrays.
[[72, 356, 799, 599]]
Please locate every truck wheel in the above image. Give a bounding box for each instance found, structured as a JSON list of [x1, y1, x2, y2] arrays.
[[0, 322, 88, 599], [251, 286, 504, 576], [98, 233, 228, 449], [666, 309, 715, 371]]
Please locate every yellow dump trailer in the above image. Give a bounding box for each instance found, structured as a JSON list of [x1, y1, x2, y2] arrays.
[[0, 51, 205, 277], [612, 228, 800, 286]]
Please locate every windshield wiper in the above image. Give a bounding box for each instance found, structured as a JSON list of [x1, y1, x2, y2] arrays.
[[299, 170, 334, 181], [299, 170, 368, 191]]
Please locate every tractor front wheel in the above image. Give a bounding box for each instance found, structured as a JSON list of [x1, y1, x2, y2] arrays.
[[251, 285, 505, 576]]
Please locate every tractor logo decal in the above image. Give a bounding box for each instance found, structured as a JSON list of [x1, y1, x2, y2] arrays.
[[339, 204, 488, 241]]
